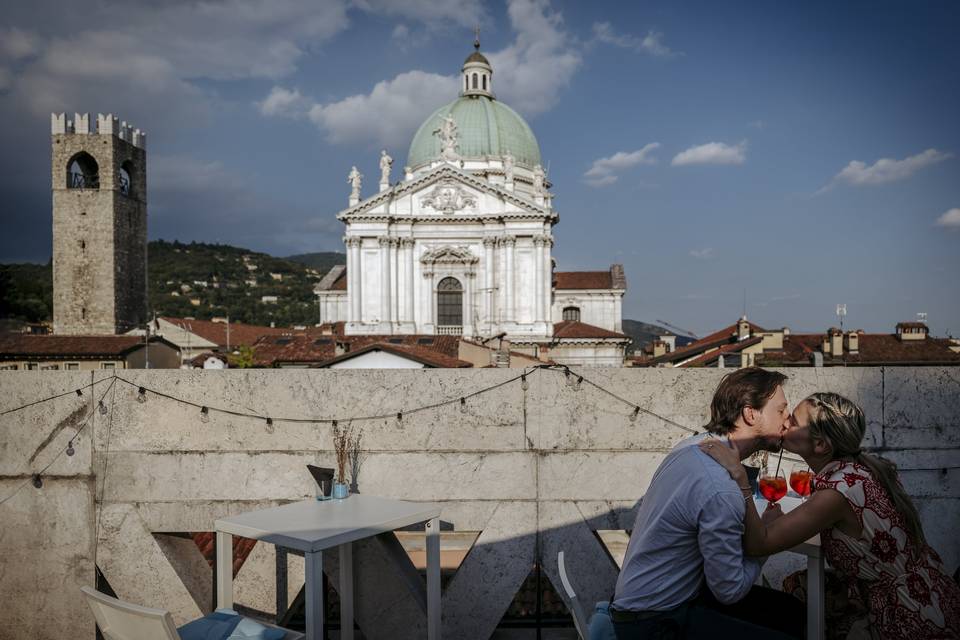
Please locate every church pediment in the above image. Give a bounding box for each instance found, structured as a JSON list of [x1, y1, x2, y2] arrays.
[[419, 245, 479, 266], [337, 164, 554, 221], [419, 178, 478, 215]]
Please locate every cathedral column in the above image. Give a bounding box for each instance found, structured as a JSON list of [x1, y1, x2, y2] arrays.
[[464, 271, 476, 337], [346, 237, 362, 324], [533, 235, 545, 324], [542, 234, 554, 325], [378, 236, 392, 328], [403, 238, 415, 328], [389, 237, 398, 325], [502, 235, 516, 324], [482, 236, 496, 331]]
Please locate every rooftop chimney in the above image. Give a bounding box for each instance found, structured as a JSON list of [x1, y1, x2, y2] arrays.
[[896, 322, 928, 341]]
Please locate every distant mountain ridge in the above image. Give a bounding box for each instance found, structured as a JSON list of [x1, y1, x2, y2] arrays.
[[621, 319, 697, 355]]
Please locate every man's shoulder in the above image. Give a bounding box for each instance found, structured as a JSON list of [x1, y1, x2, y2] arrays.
[[665, 438, 741, 501]]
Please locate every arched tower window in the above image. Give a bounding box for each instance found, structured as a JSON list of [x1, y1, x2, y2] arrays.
[[562, 306, 581, 322], [119, 161, 133, 196], [67, 152, 99, 190], [437, 277, 463, 327], [482, 75, 487, 91], [472, 73, 478, 89]]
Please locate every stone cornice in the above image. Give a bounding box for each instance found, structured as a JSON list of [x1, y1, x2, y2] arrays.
[[337, 164, 557, 222]]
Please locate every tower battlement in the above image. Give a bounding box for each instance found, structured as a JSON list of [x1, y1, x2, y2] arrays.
[[51, 112, 146, 149]]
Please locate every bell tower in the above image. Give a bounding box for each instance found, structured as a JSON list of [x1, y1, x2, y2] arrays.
[[51, 113, 147, 335]]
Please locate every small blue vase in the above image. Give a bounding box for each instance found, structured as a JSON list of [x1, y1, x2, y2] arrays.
[[332, 482, 350, 499]]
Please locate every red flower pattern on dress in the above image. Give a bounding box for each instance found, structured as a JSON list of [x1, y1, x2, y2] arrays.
[[813, 460, 960, 639], [907, 573, 932, 607], [870, 529, 899, 563]]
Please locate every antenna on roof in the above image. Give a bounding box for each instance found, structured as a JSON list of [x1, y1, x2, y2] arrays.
[[742, 288, 747, 318], [917, 312, 927, 324], [836, 304, 847, 332]]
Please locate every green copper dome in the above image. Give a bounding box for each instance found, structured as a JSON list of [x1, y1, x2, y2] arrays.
[[407, 95, 542, 170]]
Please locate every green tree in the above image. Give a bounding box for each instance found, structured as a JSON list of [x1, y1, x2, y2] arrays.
[[232, 345, 255, 368]]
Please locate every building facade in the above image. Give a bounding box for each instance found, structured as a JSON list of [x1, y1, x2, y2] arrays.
[[316, 42, 629, 366], [51, 113, 147, 335]]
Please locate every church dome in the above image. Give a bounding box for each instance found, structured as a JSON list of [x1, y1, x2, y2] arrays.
[[406, 96, 542, 170], [406, 39, 541, 172]]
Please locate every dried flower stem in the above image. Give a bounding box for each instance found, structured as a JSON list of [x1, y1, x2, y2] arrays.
[[333, 422, 352, 483]]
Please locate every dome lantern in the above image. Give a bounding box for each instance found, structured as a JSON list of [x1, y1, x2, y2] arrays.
[[461, 29, 493, 98]]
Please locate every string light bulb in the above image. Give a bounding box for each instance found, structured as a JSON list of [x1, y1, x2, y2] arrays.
[[521, 374, 529, 391], [200, 406, 210, 423], [396, 411, 403, 425], [265, 417, 274, 433], [98, 400, 108, 416], [574, 376, 583, 392], [630, 406, 640, 423], [136, 387, 147, 403], [460, 397, 468, 414], [76, 389, 83, 397], [66, 440, 75, 456], [32, 474, 43, 489]]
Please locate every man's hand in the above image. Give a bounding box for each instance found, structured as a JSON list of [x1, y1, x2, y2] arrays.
[[762, 503, 783, 525]]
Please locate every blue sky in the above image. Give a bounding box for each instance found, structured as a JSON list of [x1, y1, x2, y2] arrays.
[[1, 0, 958, 336]]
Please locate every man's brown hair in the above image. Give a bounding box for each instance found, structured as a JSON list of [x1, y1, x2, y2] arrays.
[[704, 367, 788, 435]]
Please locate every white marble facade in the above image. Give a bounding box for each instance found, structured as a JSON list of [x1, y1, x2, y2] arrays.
[[320, 165, 557, 339]]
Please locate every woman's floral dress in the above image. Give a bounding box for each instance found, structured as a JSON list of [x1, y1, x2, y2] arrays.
[[811, 459, 960, 638]]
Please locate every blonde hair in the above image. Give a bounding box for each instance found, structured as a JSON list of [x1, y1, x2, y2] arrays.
[[805, 392, 926, 545]]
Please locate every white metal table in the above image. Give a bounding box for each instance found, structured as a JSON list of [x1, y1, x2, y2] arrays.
[[757, 495, 824, 640], [215, 495, 442, 640]]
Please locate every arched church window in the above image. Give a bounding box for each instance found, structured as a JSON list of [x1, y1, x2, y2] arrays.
[[437, 277, 463, 327], [67, 152, 99, 190], [482, 75, 487, 91], [472, 73, 478, 89], [119, 161, 133, 196], [562, 306, 581, 322]]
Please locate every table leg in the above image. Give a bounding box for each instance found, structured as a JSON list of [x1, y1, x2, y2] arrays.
[[305, 550, 324, 640], [807, 554, 825, 640], [216, 531, 233, 609], [426, 517, 441, 640], [340, 543, 354, 640]]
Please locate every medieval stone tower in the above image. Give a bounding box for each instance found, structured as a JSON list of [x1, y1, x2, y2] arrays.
[[51, 113, 147, 335]]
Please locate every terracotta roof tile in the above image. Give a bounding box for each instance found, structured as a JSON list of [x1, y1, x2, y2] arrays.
[[553, 321, 628, 339], [318, 343, 472, 368], [160, 317, 285, 348], [553, 271, 613, 290], [759, 333, 960, 366], [680, 336, 763, 367], [0, 334, 148, 357], [249, 332, 462, 367]]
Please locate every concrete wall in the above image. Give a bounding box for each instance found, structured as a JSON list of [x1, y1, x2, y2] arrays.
[[1, 367, 957, 640]]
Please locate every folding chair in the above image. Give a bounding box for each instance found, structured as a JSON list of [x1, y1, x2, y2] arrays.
[[81, 586, 304, 640]]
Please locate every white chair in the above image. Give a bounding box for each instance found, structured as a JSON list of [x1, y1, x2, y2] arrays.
[[557, 550, 591, 640], [81, 586, 304, 640]]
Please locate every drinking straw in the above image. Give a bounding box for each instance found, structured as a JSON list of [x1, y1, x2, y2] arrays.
[[774, 448, 784, 477]]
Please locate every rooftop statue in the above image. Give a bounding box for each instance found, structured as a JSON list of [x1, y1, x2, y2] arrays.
[[348, 166, 362, 201], [379, 150, 393, 185], [533, 164, 545, 194], [433, 114, 460, 163], [503, 151, 515, 182]]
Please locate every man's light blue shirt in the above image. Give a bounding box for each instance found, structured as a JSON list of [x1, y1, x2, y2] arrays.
[[612, 433, 763, 611]]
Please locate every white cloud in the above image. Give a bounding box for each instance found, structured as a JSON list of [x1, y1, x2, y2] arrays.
[[672, 141, 748, 166], [308, 70, 456, 148], [0, 27, 40, 60], [583, 143, 660, 187], [936, 208, 960, 228], [591, 22, 678, 57], [485, 0, 582, 116], [354, 0, 485, 28], [831, 149, 953, 187], [257, 86, 310, 118], [285, 0, 580, 147], [689, 248, 715, 260]]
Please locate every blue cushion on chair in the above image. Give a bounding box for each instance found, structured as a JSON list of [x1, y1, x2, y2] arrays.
[[588, 601, 617, 640], [177, 609, 285, 640], [177, 610, 243, 640]]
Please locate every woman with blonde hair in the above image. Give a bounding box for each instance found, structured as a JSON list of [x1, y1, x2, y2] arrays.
[[700, 392, 960, 638]]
